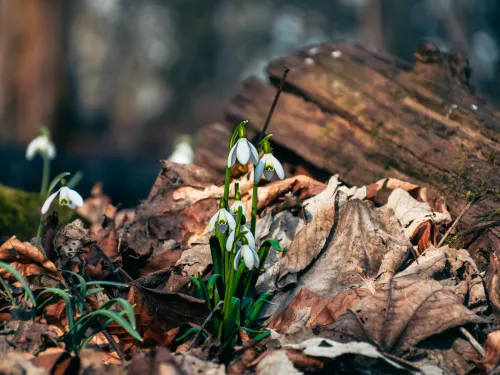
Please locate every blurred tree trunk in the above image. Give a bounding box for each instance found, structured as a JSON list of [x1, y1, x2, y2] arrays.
[[0, 0, 65, 143]]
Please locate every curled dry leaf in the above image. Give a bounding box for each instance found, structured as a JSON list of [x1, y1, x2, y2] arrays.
[[329, 274, 483, 355], [0, 236, 60, 279], [268, 288, 369, 334], [365, 177, 426, 201], [488, 246, 500, 313], [0, 353, 47, 375], [477, 331, 500, 373], [387, 188, 450, 247], [31, 348, 78, 375], [255, 351, 303, 375], [278, 199, 410, 295], [283, 338, 417, 372]]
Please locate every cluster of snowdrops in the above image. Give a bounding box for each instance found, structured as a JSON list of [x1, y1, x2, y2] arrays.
[[24, 121, 284, 355]]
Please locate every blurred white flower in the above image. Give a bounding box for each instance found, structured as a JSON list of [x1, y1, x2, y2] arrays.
[[41, 186, 83, 214], [26, 134, 56, 160], [168, 136, 194, 164]]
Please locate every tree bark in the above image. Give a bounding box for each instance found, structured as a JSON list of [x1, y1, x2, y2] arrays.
[[196, 41, 500, 227]]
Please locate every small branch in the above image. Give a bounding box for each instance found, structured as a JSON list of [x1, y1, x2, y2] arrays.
[[257, 67, 290, 143], [188, 300, 223, 350], [437, 195, 481, 248], [460, 327, 485, 357]]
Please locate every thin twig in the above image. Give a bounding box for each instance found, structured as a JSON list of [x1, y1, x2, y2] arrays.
[[257, 66, 290, 143], [188, 300, 223, 350], [437, 195, 481, 248], [460, 327, 485, 357]]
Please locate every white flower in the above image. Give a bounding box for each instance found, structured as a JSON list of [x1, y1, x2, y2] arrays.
[[41, 186, 84, 214], [226, 225, 255, 252], [234, 244, 260, 271], [254, 153, 285, 183], [208, 208, 236, 233], [228, 138, 259, 167], [26, 135, 56, 160], [229, 200, 246, 217]]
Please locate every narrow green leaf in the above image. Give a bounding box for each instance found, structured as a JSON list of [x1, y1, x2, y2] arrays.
[[37, 288, 74, 329], [207, 274, 222, 300], [0, 262, 36, 307], [47, 172, 71, 195], [98, 298, 136, 329], [262, 239, 282, 252]]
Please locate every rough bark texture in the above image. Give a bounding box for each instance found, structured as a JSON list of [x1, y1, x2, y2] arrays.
[[195, 41, 500, 228]]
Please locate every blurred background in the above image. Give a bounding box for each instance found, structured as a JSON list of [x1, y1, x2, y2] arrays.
[[1, 0, 500, 207]]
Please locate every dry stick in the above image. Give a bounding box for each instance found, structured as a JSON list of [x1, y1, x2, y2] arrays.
[[188, 300, 224, 350], [460, 327, 485, 357], [437, 195, 481, 248], [257, 66, 290, 143]]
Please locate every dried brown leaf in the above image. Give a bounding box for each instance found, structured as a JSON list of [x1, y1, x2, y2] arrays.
[[0, 236, 59, 277], [268, 288, 369, 333], [329, 274, 483, 355]]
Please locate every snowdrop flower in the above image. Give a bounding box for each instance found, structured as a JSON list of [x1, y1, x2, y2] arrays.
[[208, 205, 236, 234], [228, 138, 259, 167], [226, 225, 255, 252], [230, 199, 246, 217], [234, 244, 260, 271], [227, 123, 259, 167], [254, 153, 284, 183], [26, 132, 56, 160], [41, 186, 84, 214], [168, 135, 194, 164]]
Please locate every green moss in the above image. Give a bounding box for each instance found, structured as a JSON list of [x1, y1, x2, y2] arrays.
[[0, 184, 76, 242]]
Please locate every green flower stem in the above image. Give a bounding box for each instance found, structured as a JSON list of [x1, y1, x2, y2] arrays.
[[35, 215, 44, 247], [250, 183, 258, 236], [40, 156, 50, 195]]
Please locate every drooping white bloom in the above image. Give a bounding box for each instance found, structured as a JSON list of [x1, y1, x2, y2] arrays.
[[254, 153, 285, 183], [229, 199, 246, 217], [41, 186, 84, 214], [234, 244, 260, 271], [226, 225, 255, 252], [168, 136, 194, 164], [26, 134, 56, 160], [227, 138, 259, 167], [208, 208, 236, 233]]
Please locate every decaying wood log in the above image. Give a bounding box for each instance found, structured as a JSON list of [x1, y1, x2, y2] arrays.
[[195, 41, 500, 229]]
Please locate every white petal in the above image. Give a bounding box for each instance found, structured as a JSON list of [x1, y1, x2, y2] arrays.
[[26, 137, 44, 160], [263, 168, 275, 181], [244, 230, 256, 249], [67, 202, 77, 209], [41, 189, 60, 214], [46, 142, 56, 159], [254, 159, 265, 183], [227, 143, 238, 167], [236, 139, 250, 165], [242, 245, 255, 270], [270, 154, 285, 179], [67, 188, 84, 208], [230, 201, 246, 217], [234, 249, 242, 271], [224, 209, 236, 230], [247, 140, 260, 165], [226, 231, 235, 252], [208, 212, 218, 231], [253, 250, 260, 269], [59, 186, 70, 205], [217, 222, 228, 233]]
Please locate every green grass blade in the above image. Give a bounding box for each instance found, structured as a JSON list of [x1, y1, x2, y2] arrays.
[[37, 288, 74, 329], [0, 262, 36, 307]]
